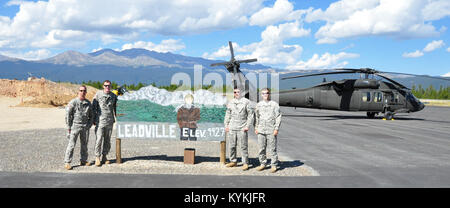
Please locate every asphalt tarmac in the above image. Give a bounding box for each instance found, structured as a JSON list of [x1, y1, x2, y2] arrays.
[[1, 106, 449, 188]]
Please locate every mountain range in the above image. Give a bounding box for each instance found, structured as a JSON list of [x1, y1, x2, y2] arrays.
[[38, 48, 270, 70], [0, 48, 272, 86], [0, 48, 448, 89]]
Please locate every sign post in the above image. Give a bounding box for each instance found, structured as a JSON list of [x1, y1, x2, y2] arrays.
[[116, 138, 121, 164], [220, 140, 226, 164]]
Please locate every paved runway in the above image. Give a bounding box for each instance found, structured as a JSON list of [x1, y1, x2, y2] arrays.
[[1, 106, 449, 187], [276, 106, 450, 187]]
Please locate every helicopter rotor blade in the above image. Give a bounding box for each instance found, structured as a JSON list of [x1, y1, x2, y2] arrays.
[[281, 66, 449, 90], [378, 71, 450, 81], [210, 61, 230, 67], [335, 68, 380, 74], [281, 71, 357, 80], [237, 58, 257, 64], [229, 41, 235, 61], [375, 73, 409, 89]]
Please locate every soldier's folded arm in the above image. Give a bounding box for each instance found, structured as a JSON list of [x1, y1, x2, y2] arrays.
[[92, 95, 99, 125], [88, 104, 94, 129], [113, 94, 117, 118]]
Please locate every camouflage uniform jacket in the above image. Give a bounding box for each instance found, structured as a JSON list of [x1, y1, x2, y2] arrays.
[[255, 100, 281, 134], [66, 98, 94, 130], [224, 97, 253, 130], [92, 91, 117, 126]]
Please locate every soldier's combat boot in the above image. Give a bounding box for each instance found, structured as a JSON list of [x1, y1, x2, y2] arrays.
[[226, 162, 237, 168], [242, 164, 249, 171], [102, 155, 111, 164], [270, 166, 278, 173], [64, 163, 72, 170], [95, 157, 101, 167], [256, 165, 265, 171], [80, 161, 91, 166]]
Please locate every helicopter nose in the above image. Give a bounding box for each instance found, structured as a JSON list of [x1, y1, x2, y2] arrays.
[[416, 101, 425, 112]]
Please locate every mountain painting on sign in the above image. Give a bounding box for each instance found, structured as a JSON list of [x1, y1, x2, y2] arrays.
[[116, 85, 227, 141]]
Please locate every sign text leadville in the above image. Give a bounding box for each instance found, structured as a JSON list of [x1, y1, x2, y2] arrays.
[[117, 122, 225, 141]]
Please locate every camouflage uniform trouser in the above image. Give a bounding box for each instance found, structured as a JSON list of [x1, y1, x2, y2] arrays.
[[95, 124, 113, 157], [227, 130, 249, 164], [64, 125, 89, 163], [257, 133, 279, 168]]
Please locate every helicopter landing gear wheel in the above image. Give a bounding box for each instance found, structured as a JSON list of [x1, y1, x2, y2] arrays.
[[384, 111, 393, 120], [366, 112, 376, 119]]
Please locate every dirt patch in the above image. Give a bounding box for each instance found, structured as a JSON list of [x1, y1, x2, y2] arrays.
[[0, 77, 97, 107]]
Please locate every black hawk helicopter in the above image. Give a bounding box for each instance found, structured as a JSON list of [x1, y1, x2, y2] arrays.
[[212, 41, 449, 120]]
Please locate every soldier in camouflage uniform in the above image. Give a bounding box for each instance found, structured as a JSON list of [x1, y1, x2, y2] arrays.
[[254, 88, 281, 173], [92, 80, 117, 166], [224, 88, 253, 171], [64, 85, 94, 170]]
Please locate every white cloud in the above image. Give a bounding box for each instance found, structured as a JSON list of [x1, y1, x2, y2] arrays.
[[423, 40, 444, 52], [121, 39, 185, 53], [286, 52, 359, 70], [5, 0, 27, 6], [422, 0, 450, 21], [203, 21, 310, 65], [441, 72, 450, 77], [0, 0, 264, 50], [249, 0, 307, 26], [23, 49, 52, 60], [202, 42, 240, 59], [306, 0, 447, 44], [91, 47, 103, 53], [1, 49, 52, 60], [402, 39, 445, 58], [402, 50, 424, 58], [316, 37, 338, 44], [305, 0, 379, 23], [447, 47, 450, 52]]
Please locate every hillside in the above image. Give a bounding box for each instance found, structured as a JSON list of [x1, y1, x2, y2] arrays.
[[0, 77, 97, 107]]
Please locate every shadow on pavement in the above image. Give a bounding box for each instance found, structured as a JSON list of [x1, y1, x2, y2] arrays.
[[115, 156, 305, 171]]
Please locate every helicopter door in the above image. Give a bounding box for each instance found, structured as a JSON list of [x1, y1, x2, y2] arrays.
[[360, 91, 371, 111], [389, 92, 404, 111], [393, 92, 403, 105], [370, 91, 383, 111], [383, 92, 395, 112]]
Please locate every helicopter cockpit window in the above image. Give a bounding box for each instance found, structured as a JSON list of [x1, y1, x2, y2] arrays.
[[374, 92, 382, 102], [362, 92, 371, 102]]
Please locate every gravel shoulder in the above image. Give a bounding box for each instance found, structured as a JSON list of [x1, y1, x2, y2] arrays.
[[0, 128, 317, 177], [0, 95, 317, 177]]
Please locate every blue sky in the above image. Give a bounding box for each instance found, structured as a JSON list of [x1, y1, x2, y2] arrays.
[[0, 0, 449, 77]]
